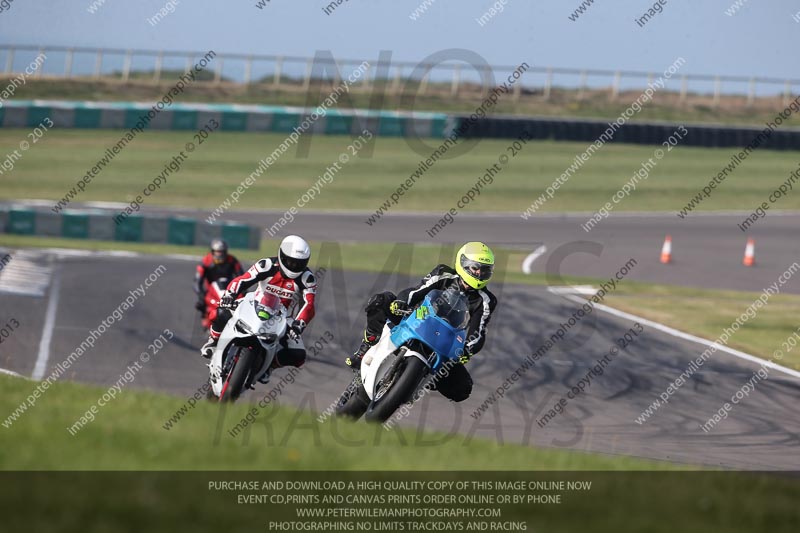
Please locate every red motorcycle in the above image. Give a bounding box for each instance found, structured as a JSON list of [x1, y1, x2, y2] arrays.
[[199, 279, 229, 330]]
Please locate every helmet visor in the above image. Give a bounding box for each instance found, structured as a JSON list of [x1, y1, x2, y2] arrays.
[[459, 255, 493, 281], [280, 250, 309, 274]]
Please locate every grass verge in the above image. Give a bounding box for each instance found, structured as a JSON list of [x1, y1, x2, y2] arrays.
[[603, 284, 800, 371], [0, 373, 670, 471], [2, 376, 799, 532], [2, 129, 799, 213]]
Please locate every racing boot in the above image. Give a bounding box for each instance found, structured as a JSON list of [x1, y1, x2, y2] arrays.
[[258, 357, 281, 385], [345, 330, 379, 372]]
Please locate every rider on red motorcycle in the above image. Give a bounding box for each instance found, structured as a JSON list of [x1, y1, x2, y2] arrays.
[[194, 239, 244, 317]]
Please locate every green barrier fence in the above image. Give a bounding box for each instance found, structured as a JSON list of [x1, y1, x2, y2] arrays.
[[1, 208, 260, 249], [114, 215, 144, 242], [0, 101, 449, 139], [167, 217, 197, 246], [7, 209, 36, 235], [61, 212, 90, 239]]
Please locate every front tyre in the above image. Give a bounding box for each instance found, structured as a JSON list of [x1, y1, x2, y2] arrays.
[[219, 346, 260, 402], [335, 376, 370, 420], [364, 357, 428, 423]]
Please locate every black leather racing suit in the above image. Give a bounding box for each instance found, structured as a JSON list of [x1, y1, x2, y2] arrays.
[[361, 264, 497, 402]]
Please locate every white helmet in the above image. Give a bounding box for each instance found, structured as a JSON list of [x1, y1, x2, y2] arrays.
[[278, 235, 311, 279]]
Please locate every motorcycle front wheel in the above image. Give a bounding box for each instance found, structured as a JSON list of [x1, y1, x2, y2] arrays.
[[335, 376, 370, 420], [364, 357, 427, 424], [219, 345, 261, 402]]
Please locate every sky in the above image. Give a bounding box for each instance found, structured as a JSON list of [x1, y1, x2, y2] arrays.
[[0, 0, 798, 95]]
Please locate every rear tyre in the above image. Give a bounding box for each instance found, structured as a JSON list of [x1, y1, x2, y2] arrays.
[[219, 346, 260, 402], [335, 376, 370, 420], [364, 357, 428, 424]]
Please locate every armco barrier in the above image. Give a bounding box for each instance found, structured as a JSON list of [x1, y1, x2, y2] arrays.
[[4, 100, 797, 149], [0, 100, 449, 138], [1, 207, 260, 249], [455, 115, 800, 150]]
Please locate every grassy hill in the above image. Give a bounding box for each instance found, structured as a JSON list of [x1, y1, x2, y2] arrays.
[[8, 77, 794, 127]]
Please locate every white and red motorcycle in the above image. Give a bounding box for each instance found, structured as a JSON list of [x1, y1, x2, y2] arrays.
[[207, 291, 291, 402]]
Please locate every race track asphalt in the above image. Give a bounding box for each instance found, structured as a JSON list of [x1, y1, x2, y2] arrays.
[[2, 248, 798, 470], [23, 202, 800, 295]]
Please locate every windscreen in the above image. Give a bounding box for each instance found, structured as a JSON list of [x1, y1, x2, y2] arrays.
[[256, 292, 282, 318], [428, 289, 470, 330]]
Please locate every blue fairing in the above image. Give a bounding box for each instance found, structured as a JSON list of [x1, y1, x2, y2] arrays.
[[389, 293, 468, 370]]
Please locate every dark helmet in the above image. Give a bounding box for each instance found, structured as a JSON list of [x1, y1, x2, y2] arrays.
[[210, 239, 228, 265]]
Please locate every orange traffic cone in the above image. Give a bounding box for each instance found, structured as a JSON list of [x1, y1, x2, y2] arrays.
[[743, 238, 755, 266], [660, 235, 672, 264]]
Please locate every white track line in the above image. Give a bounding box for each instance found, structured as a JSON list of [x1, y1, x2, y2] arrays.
[[548, 285, 596, 296], [560, 293, 800, 382], [0, 251, 52, 297], [32, 268, 61, 381], [521, 245, 547, 274], [0, 247, 197, 263], [0, 368, 26, 379]]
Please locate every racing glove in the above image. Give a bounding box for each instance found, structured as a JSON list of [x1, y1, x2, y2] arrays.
[[345, 355, 361, 372], [389, 299, 411, 316], [287, 320, 306, 341], [194, 299, 205, 311], [219, 291, 235, 309], [458, 351, 473, 365]]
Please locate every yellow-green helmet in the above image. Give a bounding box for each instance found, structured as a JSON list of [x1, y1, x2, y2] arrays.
[[455, 242, 495, 290]]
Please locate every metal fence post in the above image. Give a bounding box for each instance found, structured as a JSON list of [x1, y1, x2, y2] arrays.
[[679, 74, 687, 104], [302, 58, 313, 91], [610, 71, 620, 100], [214, 57, 223, 84], [35, 47, 45, 78], [154, 51, 163, 83], [544, 67, 552, 100], [578, 69, 587, 100], [451, 63, 461, 97], [747, 77, 755, 106], [419, 69, 428, 95], [64, 48, 74, 78], [122, 50, 132, 81], [244, 56, 252, 85], [4, 47, 14, 74], [94, 50, 103, 79], [332, 59, 341, 88], [273, 56, 283, 87], [784, 80, 791, 106], [391, 65, 402, 95], [712, 76, 720, 107]]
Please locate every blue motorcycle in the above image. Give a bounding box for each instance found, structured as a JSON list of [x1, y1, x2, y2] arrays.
[[336, 288, 470, 423]]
